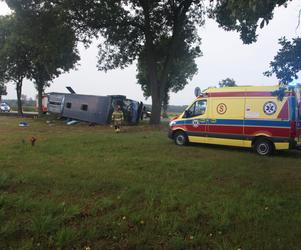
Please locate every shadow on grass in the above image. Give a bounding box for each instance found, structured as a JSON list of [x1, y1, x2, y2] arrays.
[[187, 142, 301, 158], [274, 149, 301, 158], [188, 142, 253, 154]]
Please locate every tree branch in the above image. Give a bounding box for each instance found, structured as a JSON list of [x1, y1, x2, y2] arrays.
[[159, 0, 193, 97], [296, 8, 301, 31]]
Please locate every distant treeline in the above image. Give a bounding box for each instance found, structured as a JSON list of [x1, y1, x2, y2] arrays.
[[3, 99, 35, 107], [3, 99, 187, 114], [144, 104, 187, 114]]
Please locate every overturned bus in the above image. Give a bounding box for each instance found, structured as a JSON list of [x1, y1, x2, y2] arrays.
[[47, 92, 144, 125]]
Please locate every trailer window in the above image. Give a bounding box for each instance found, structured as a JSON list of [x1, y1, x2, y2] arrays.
[[49, 101, 61, 105], [66, 102, 72, 109], [81, 104, 88, 111]]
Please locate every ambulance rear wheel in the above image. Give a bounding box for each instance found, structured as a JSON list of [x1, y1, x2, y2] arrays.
[[174, 131, 188, 146], [254, 139, 274, 156]]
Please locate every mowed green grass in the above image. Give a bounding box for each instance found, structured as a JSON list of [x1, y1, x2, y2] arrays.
[[0, 116, 301, 250]]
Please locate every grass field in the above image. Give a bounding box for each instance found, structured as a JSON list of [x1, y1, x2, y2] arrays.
[[0, 116, 301, 250]]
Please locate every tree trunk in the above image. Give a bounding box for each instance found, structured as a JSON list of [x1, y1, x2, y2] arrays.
[[150, 83, 162, 124], [162, 93, 169, 119], [148, 2, 192, 124], [16, 80, 23, 116], [162, 104, 168, 119], [37, 84, 44, 117], [141, 1, 163, 125]]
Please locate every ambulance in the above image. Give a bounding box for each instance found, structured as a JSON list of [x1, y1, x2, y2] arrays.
[[168, 85, 301, 155]]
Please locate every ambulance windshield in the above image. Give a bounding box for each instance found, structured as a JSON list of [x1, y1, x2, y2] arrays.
[[186, 100, 207, 117]]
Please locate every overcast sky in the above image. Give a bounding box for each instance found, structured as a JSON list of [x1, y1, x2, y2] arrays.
[[1, 1, 301, 105]]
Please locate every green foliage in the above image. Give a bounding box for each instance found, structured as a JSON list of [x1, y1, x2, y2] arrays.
[[41, 0, 205, 123], [76, 1, 205, 70], [31, 214, 60, 237], [0, 14, 32, 84], [55, 227, 78, 248], [0, 14, 33, 114], [265, 37, 301, 83], [0, 172, 11, 190], [210, 0, 301, 85], [0, 82, 7, 98], [210, 0, 292, 44], [272, 86, 287, 101], [218, 77, 237, 87], [0, 3, 80, 114], [25, 8, 80, 90], [137, 36, 201, 101]]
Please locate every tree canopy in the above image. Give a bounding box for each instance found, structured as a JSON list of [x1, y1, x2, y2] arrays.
[[210, 0, 292, 44], [0, 14, 33, 114], [2, 0, 206, 123], [26, 7, 80, 115], [264, 37, 301, 84], [210, 0, 301, 85], [137, 36, 200, 118], [54, 0, 205, 124], [2, 0, 299, 120], [218, 78, 237, 87], [1, 1, 80, 115], [136, 36, 201, 101]]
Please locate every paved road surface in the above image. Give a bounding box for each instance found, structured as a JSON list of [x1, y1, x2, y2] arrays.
[[0, 111, 38, 118]]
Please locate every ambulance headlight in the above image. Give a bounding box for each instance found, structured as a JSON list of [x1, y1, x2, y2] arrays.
[[169, 121, 176, 127]]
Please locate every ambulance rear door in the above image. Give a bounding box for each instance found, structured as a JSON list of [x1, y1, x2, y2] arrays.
[[295, 88, 301, 143]]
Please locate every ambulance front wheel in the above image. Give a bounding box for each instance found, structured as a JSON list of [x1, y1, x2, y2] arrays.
[[174, 131, 188, 146], [254, 138, 274, 156]]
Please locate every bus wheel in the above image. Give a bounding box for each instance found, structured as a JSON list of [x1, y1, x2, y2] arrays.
[[254, 138, 274, 156], [174, 131, 188, 146]]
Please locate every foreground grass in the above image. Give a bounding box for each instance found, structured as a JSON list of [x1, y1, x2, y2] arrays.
[[0, 116, 301, 249]]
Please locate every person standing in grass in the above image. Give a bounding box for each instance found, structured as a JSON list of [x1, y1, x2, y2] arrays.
[[111, 105, 124, 133]]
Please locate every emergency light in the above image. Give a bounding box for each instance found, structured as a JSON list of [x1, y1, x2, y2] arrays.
[[194, 87, 201, 97]]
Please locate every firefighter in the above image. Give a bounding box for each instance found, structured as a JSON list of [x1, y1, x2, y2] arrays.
[[111, 105, 124, 133]]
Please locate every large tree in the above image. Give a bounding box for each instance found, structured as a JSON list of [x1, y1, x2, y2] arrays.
[[26, 8, 80, 116], [59, 0, 205, 124], [2, 1, 80, 116], [137, 36, 200, 118], [0, 81, 7, 102], [0, 59, 7, 102], [210, 0, 292, 44], [0, 14, 32, 115]]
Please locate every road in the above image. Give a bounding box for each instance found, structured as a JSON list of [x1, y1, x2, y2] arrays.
[[0, 111, 38, 118]]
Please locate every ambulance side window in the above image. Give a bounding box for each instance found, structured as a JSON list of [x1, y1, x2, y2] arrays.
[[186, 100, 207, 118]]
